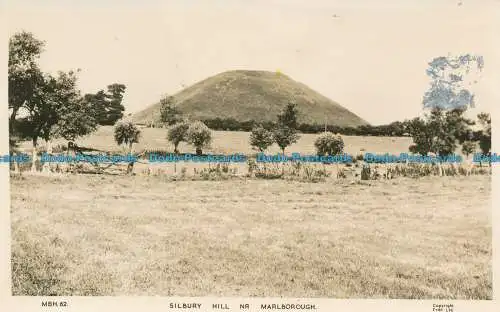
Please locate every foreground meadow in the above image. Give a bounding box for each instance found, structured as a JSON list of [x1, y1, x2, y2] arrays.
[[11, 174, 491, 298]]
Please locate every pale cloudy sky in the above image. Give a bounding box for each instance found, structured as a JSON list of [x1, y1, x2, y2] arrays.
[[2, 0, 499, 125]]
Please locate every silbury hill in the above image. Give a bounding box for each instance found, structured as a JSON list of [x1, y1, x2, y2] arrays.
[[132, 70, 369, 128]]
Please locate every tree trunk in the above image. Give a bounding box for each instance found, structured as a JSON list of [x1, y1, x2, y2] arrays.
[[42, 140, 53, 173], [127, 143, 134, 175], [196, 147, 202, 156], [12, 152, 20, 174], [31, 138, 38, 173]]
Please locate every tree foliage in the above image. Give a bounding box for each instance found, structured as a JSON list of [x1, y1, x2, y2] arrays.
[[408, 107, 475, 156], [8, 31, 45, 122], [186, 121, 212, 155], [114, 121, 141, 149], [277, 102, 299, 129], [249, 125, 274, 152], [159, 95, 182, 126], [314, 132, 344, 156], [273, 126, 299, 154], [477, 112, 491, 155], [167, 122, 189, 153], [84, 83, 126, 126], [461, 140, 476, 159], [273, 102, 300, 154]]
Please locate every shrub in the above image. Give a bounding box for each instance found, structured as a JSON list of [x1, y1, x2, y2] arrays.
[[186, 121, 212, 155], [314, 132, 344, 156], [167, 122, 189, 153], [249, 125, 274, 152], [114, 121, 140, 150]]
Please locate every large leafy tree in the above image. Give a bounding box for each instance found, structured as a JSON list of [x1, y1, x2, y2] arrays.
[[85, 84, 126, 126], [8, 31, 104, 172], [14, 70, 95, 171], [408, 107, 474, 156], [408, 54, 483, 157], [8, 31, 45, 146]]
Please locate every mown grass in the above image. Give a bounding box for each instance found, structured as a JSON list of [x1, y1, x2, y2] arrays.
[[10, 174, 492, 298]]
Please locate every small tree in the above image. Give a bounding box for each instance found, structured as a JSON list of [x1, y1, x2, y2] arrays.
[[167, 121, 189, 154], [461, 140, 476, 159], [249, 125, 274, 152], [273, 102, 300, 154], [114, 121, 141, 151], [277, 101, 299, 129], [159, 95, 182, 126], [314, 132, 344, 156], [114, 121, 140, 174], [273, 126, 299, 155], [186, 121, 212, 155]]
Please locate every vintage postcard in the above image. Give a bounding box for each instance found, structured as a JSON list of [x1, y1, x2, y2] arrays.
[[1, 0, 499, 311]]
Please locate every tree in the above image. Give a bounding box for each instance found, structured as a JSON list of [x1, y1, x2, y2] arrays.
[[272, 102, 300, 154], [8, 31, 45, 131], [273, 126, 299, 154], [477, 112, 491, 155], [407, 107, 473, 156], [159, 95, 182, 126], [104, 83, 127, 125], [53, 96, 98, 143], [167, 122, 189, 154], [13, 69, 86, 171], [249, 125, 274, 152], [85, 84, 126, 126], [114, 121, 141, 174], [186, 121, 212, 155], [314, 132, 344, 156], [423, 54, 483, 110], [277, 101, 299, 129], [461, 140, 476, 159], [408, 117, 434, 156], [8, 32, 45, 169], [114, 121, 141, 150]]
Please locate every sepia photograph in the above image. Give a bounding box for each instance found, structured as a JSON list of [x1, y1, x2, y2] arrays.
[[2, 0, 498, 308]]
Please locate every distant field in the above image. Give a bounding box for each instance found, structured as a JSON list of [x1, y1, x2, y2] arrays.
[[17, 126, 414, 156], [11, 174, 491, 298]]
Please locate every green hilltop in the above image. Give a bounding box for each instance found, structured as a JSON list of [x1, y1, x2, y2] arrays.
[[132, 70, 369, 127]]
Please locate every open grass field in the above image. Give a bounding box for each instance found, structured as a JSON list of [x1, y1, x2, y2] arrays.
[[18, 126, 414, 156], [11, 173, 492, 298]]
